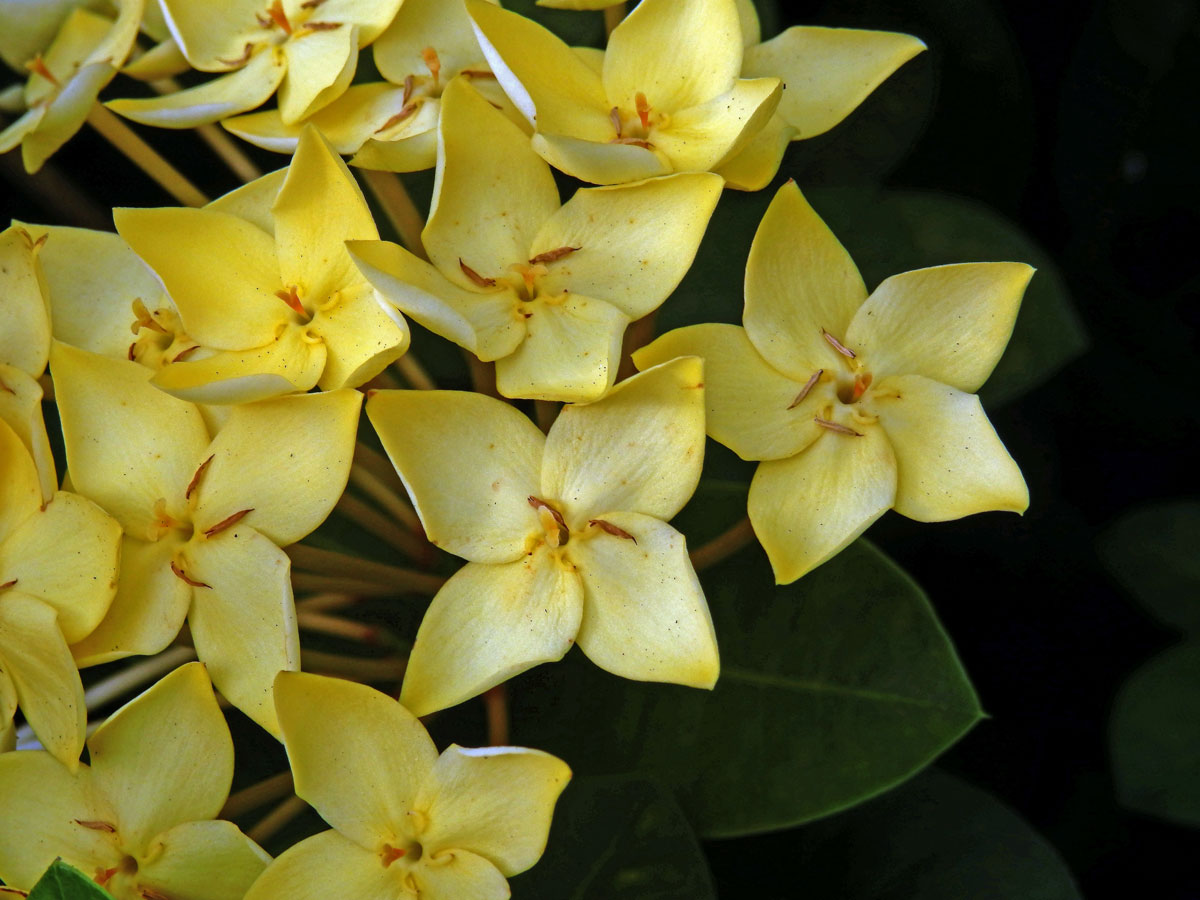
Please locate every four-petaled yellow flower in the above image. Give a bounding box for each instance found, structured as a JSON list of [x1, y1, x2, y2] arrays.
[[244, 671, 570, 900], [368, 357, 719, 716], [0, 663, 270, 899], [636, 181, 1031, 583]]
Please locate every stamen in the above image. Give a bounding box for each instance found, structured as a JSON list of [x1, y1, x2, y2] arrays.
[[297, 21, 341, 32], [170, 560, 211, 589], [381, 845, 406, 867], [0, 580, 17, 590], [821, 328, 856, 359], [375, 102, 418, 133], [529, 496, 570, 548], [634, 92, 651, 130], [131, 298, 168, 335], [74, 819, 117, 833], [217, 42, 254, 67], [265, 0, 292, 33], [15, 228, 46, 252], [128, 342, 138, 361], [787, 369, 822, 409], [460, 69, 496, 79], [589, 519, 637, 544], [25, 54, 59, 86], [275, 285, 306, 316], [814, 417, 863, 437], [187, 455, 214, 500], [204, 508, 254, 537], [401, 73, 414, 106], [421, 46, 441, 84], [300, 0, 325, 8], [609, 106, 622, 137], [94, 868, 117, 887], [459, 259, 496, 288], [529, 246, 579, 265], [172, 345, 200, 362], [608, 137, 654, 149], [141, 890, 170, 900]]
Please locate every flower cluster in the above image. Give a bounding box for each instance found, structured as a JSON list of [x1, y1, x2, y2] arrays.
[[0, 0, 1032, 896]]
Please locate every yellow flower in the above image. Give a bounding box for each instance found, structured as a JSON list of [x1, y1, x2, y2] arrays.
[[107, 0, 402, 128], [635, 181, 1031, 583], [351, 78, 722, 402], [466, 0, 782, 184], [51, 342, 361, 734], [0, 417, 121, 768], [0, 1, 144, 172], [245, 671, 570, 900], [112, 126, 409, 405], [368, 357, 719, 717], [0, 663, 269, 899]]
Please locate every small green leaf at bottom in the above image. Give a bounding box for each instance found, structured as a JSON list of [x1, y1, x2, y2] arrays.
[[25, 861, 114, 900]]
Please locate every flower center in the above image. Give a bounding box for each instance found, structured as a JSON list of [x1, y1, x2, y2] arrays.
[[609, 92, 661, 148], [529, 496, 570, 548], [458, 246, 580, 303], [381, 840, 423, 867]]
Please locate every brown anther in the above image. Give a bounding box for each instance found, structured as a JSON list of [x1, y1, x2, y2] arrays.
[[421, 46, 441, 83], [401, 73, 415, 105], [127, 342, 138, 361], [589, 519, 637, 543], [94, 867, 117, 887], [17, 228, 47, 252], [814, 417, 863, 437], [25, 54, 59, 86], [131, 298, 169, 335], [301, 21, 341, 30], [459, 259, 496, 288], [186, 455, 214, 500], [275, 285, 307, 316], [529, 496, 570, 547], [609, 137, 654, 149], [787, 369, 823, 409], [217, 42, 254, 67], [265, 0, 292, 33], [460, 69, 496, 79], [0, 580, 17, 590], [634, 91, 651, 130], [381, 844, 407, 867], [204, 508, 254, 537], [75, 819, 117, 833], [170, 560, 211, 589], [821, 328, 856, 359], [609, 106, 622, 137], [172, 345, 200, 362], [300, 0, 326, 7], [529, 245, 580, 265], [375, 102, 419, 132], [141, 890, 171, 900], [255, 11, 273, 26], [0, 886, 30, 897]]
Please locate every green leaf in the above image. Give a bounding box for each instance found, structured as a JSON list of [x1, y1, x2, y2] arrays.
[[794, 769, 1082, 899], [1110, 641, 1200, 826], [510, 539, 982, 837], [511, 775, 716, 900], [503, 0, 606, 48], [809, 188, 1087, 407], [26, 861, 115, 900], [1100, 501, 1200, 632]]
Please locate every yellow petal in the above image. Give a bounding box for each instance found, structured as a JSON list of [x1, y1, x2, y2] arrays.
[[466, 0, 610, 136], [632, 323, 827, 461], [274, 671, 437, 848], [571, 511, 717, 687], [150, 330, 328, 405], [0, 664, 14, 736], [0, 0, 84, 71], [122, 36, 191, 81], [88, 661, 231, 851], [873, 374, 1028, 521], [70, 535, 192, 666], [530, 130, 671, 185], [19, 61, 114, 173], [0, 224, 50, 375], [0, 750, 112, 890], [537, 0, 622, 7], [743, 180, 867, 380], [348, 239, 525, 361], [748, 422, 897, 584], [107, 46, 287, 128], [367, 389, 544, 563], [656, 79, 785, 176], [542, 356, 706, 525], [493, 293, 628, 403], [205, 167, 288, 236], [846, 262, 1035, 393], [275, 125, 379, 301], [0, 365, 57, 502], [714, 111, 796, 192], [23, 8, 111, 108], [0, 417, 39, 543], [374, 0, 491, 85], [278, 24, 359, 124], [0, 593, 86, 768], [193, 389, 361, 547], [735, 0, 760, 45], [243, 830, 398, 900], [402, 555, 583, 717], [414, 847, 511, 898], [603, 0, 742, 113], [51, 344, 210, 537], [349, 120, 439, 172], [184, 529, 299, 736], [312, 283, 410, 390], [85, 0, 144, 71], [744, 26, 926, 139], [0, 490, 120, 644], [137, 820, 270, 900], [426, 78, 560, 283], [532, 173, 723, 319], [161, 0, 270, 71], [416, 745, 570, 876], [0, 107, 47, 159], [112, 207, 286, 351], [298, 0, 404, 43]]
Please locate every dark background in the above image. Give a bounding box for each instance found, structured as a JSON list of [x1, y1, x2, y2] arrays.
[[2, 0, 1197, 896]]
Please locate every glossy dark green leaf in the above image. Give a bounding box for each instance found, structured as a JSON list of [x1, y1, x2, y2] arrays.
[[511, 775, 716, 900], [1100, 501, 1200, 632], [26, 861, 115, 900], [510, 539, 982, 837], [503, 0, 606, 48], [794, 769, 1082, 899], [1110, 642, 1200, 826]]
